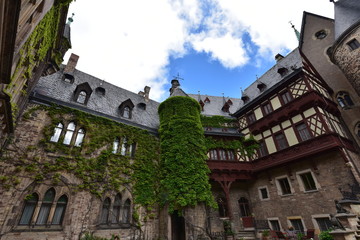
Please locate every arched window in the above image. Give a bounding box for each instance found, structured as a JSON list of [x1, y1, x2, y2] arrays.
[[217, 197, 228, 217], [122, 199, 131, 224], [100, 198, 111, 224], [121, 137, 127, 156], [50, 123, 63, 142], [36, 188, 55, 225], [238, 197, 251, 217], [63, 122, 76, 145], [111, 194, 121, 224], [52, 195, 68, 225], [77, 91, 87, 104], [119, 99, 134, 119], [74, 128, 85, 147], [123, 106, 130, 118], [19, 193, 38, 225], [337, 92, 354, 109], [112, 138, 120, 153]]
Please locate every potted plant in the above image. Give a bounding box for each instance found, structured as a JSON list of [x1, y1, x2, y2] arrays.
[[262, 229, 270, 240], [224, 220, 235, 240]]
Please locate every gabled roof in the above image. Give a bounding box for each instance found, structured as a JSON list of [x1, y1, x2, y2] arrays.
[[299, 11, 334, 50]]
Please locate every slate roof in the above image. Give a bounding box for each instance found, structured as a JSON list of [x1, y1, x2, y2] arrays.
[[187, 94, 241, 118], [334, 0, 360, 39], [33, 67, 160, 133], [234, 48, 302, 113]]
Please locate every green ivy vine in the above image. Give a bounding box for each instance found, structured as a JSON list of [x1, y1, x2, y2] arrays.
[[200, 115, 238, 128], [1, 104, 160, 210], [158, 96, 217, 212]]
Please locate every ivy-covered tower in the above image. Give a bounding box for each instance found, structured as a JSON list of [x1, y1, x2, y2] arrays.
[[158, 84, 215, 239]]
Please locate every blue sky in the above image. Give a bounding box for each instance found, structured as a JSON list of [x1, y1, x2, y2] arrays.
[[64, 0, 334, 101]]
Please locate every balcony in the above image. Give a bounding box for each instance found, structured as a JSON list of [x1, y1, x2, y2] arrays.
[[207, 133, 354, 181], [247, 90, 339, 135]]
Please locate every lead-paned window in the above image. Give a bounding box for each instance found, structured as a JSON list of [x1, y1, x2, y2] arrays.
[[63, 122, 76, 145], [111, 194, 121, 224], [19, 193, 38, 225], [122, 199, 131, 224], [50, 123, 63, 142], [275, 133, 288, 150], [74, 128, 85, 147], [281, 91, 292, 105], [258, 141, 268, 157], [247, 112, 256, 124], [217, 197, 228, 217], [262, 102, 273, 115], [100, 198, 111, 224], [51, 195, 68, 225], [36, 188, 55, 225], [296, 123, 312, 142]]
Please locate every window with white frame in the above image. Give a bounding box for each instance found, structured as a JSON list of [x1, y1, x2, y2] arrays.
[[276, 176, 292, 195], [297, 171, 318, 192], [258, 186, 269, 200], [289, 218, 305, 233], [50, 122, 85, 147], [268, 218, 281, 231], [314, 216, 332, 231]]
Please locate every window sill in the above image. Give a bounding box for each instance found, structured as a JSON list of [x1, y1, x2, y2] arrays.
[[13, 225, 63, 232], [303, 189, 318, 193], [97, 223, 131, 229], [280, 193, 293, 197], [260, 198, 270, 201]]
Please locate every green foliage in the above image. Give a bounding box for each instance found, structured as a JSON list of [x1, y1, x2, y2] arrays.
[[200, 115, 238, 128], [319, 230, 333, 240], [1, 104, 160, 209], [262, 230, 270, 237], [158, 96, 216, 212]]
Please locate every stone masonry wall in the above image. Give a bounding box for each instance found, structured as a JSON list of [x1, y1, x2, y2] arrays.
[[333, 27, 360, 96], [0, 103, 160, 240]]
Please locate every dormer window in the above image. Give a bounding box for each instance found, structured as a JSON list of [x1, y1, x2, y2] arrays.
[[123, 107, 130, 118], [199, 100, 205, 111], [73, 82, 92, 105], [227, 99, 233, 105], [277, 67, 288, 77], [257, 83, 266, 92], [77, 91, 87, 104], [119, 99, 134, 119], [204, 97, 210, 103], [63, 73, 74, 83], [137, 103, 146, 110], [222, 102, 230, 113], [95, 87, 106, 96], [242, 96, 249, 104]]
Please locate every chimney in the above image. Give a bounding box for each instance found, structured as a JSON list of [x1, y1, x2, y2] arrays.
[[275, 53, 284, 62], [144, 86, 150, 102], [64, 53, 79, 74]]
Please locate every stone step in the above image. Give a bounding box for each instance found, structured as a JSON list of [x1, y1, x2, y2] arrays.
[[236, 230, 256, 240]]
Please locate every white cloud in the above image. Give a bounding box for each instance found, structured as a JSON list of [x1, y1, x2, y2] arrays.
[[64, 0, 334, 100]]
